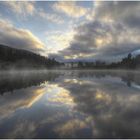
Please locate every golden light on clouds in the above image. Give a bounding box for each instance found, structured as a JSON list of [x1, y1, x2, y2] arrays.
[[95, 92, 104, 100], [27, 88, 46, 108], [95, 89, 111, 103], [64, 79, 89, 85], [96, 38, 104, 47], [48, 87, 74, 106], [95, 35, 113, 49], [0, 87, 46, 120], [53, 1, 88, 18], [55, 119, 87, 137], [64, 53, 92, 60], [22, 30, 44, 49], [0, 19, 44, 53]]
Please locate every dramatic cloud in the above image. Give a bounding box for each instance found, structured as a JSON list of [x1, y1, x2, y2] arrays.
[[54, 1, 140, 62], [94, 1, 140, 28], [0, 1, 140, 61], [53, 1, 88, 18], [55, 71, 140, 138], [0, 19, 45, 54]]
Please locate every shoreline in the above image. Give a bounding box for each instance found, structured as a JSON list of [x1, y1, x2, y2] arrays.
[[0, 68, 140, 74]]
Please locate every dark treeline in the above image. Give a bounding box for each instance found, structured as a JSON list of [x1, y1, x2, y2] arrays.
[[66, 53, 140, 70], [0, 44, 60, 70], [1, 70, 140, 95], [0, 44, 140, 70]]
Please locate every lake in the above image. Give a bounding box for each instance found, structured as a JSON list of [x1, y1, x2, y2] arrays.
[[0, 70, 140, 138]]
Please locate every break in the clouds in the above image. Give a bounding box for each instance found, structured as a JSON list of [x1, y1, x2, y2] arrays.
[[0, 1, 140, 62], [55, 1, 140, 62]]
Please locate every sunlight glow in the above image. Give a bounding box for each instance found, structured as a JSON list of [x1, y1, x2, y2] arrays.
[[27, 88, 45, 107], [96, 38, 104, 47], [95, 90, 111, 103], [48, 87, 74, 106]]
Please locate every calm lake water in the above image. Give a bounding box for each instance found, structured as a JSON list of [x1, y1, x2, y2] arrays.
[[0, 70, 140, 138]]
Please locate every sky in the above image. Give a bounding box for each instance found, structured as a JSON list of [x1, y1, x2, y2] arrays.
[[0, 1, 140, 62]]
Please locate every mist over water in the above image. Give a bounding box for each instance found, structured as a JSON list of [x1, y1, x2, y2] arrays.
[[0, 70, 140, 138]]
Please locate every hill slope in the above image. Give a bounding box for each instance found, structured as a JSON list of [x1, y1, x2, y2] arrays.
[[0, 44, 60, 70]]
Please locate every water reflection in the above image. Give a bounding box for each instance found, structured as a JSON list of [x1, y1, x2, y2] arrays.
[[0, 70, 61, 95], [0, 70, 140, 138]]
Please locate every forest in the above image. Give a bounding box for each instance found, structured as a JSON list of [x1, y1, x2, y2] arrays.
[[0, 44, 140, 70], [0, 44, 60, 70], [68, 53, 140, 70]]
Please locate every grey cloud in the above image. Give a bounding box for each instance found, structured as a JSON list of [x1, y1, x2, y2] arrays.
[[1, 71, 140, 138], [0, 20, 45, 54], [56, 71, 140, 138], [95, 1, 140, 28], [54, 1, 140, 62]]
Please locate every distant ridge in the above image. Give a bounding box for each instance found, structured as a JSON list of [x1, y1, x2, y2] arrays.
[[0, 44, 60, 70]]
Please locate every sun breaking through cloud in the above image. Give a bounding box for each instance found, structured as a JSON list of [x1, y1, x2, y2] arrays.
[[0, 1, 140, 62]]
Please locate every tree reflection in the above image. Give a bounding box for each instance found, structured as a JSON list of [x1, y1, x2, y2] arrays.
[[0, 71, 60, 95], [1, 70, 140, 95]]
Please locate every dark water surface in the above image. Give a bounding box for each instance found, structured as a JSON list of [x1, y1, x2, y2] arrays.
[[0, 70, 140, 138]]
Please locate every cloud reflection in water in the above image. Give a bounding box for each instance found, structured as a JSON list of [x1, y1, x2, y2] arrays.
[[0, 71, 140, 138]]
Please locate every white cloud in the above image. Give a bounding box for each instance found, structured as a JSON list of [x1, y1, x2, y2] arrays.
[[0, 19, 45, 54], [53, 1, 88, 18], [53, 1, 140, 61], [1, 1, 64, 24], [38, 9, 64, 24], [45, 30, 75, 54], [3, 1, 35, 17]]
